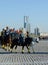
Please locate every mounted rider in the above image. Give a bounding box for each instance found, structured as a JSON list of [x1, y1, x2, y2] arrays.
[[19, 30, 24, 46], [5, 26, 10, 46]]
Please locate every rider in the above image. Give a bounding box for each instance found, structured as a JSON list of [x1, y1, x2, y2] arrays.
[[1, 28, 7, 48], [26, 31, 30, 53], [6, 26, 10, 35], [19, 30, 24, 45], [5, 26, 10, 47], [19, 30, 24, 53], [26, 31, 30, 38]]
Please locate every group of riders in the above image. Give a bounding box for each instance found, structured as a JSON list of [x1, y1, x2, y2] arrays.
[[0, 26, 34, 53]]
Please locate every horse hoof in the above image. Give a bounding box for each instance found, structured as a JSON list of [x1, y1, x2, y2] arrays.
[[10, 49, 12, 53], [11, 51, 12, 53], [22, 52, 24, 54], [28, 52, 30, 53], [15, 52, 17, 53]]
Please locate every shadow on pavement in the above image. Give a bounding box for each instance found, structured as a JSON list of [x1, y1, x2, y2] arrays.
[[0, 52, 48, 54]]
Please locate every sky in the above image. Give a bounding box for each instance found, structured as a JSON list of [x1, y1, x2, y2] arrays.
[[0, 0, 48, 33]]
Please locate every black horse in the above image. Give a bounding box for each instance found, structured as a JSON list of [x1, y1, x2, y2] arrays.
[[10, 37, 33, 53], [0, 36, 3, 45], [0, 30, 10, 49]]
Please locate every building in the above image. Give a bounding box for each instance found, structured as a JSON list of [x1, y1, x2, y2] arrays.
[[26, 22, 30, 33], [24, 16, 30, 33], [24, 16, 26, 28], [40, 32, 48, 37], [34, 27, 40, 36]]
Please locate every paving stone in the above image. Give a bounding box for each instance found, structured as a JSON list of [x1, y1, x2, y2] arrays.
[[0, 54, 48, 65], [0, 40, 48, 65]]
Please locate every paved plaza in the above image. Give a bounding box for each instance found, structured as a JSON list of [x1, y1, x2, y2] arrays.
[[0, 40, 48, 53], [0, 54, 48, 65], [0, 40, 48, 65]]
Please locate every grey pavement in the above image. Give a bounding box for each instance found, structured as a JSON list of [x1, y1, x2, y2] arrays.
[[0, 40, 48, 53], [0, 54, 48, 65], [0, 40, 48, 65], [32, 40, 48, 52]]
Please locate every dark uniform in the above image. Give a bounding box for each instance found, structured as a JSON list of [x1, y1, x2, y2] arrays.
[[19, 34, 24, 46]]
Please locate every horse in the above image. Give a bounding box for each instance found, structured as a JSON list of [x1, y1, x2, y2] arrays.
[[0, 36, 3, 46], [0, 30, 11, 50], [10, 37, 33, 53]]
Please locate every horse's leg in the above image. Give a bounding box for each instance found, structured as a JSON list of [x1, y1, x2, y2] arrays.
[[3, 42, 7, 49], [10, 43, 14, 52], [15, 45, 17, 49], [22, 46, 24, 53], [4, 43, 7, 50], [26, 45, 30, 53], [2, 40, 5, 49], [10, 43, 14, 48], [2, 42, 5, 49], [14, 45, 17, 53], [6, 43, 11, 51]]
